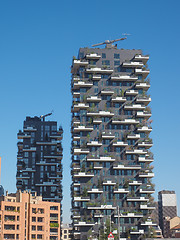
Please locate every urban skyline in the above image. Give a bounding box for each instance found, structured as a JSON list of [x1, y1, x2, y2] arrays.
[[0, 0, 180, 226]]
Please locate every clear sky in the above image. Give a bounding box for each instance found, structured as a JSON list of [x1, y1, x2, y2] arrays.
[[0, 0, 180, 223]]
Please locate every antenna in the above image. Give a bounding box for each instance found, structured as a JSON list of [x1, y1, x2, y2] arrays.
[[92, 36, 127, 48]]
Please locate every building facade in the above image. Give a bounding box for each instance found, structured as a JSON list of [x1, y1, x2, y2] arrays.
[[61, 223, 73, 240], [16, 116, 63, 204], [0, 190, 60, 240], [158, 190, 177, 238], [71, 44, 155, 239]]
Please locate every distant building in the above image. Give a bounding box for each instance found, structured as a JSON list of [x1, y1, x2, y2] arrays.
[[0, 190, 61, 240], [171, 223, 180, 238], [158, 190, 177, 238], [0, 185, 4, 196], [61, 223, 73, 240], [16, 116, 63, 212]]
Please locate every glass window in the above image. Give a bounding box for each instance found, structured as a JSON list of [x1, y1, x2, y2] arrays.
[[102, 60, 110, 65], [114, 53, 120, 59], [114, 60, 120, 65], [102, 53, 106, 58]]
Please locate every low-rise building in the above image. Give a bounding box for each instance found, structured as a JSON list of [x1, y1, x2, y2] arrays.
[[61, 223, 73, 240], [0, 190, 60, 240]]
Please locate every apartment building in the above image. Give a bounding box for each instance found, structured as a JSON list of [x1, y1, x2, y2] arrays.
[[71, 43, 155, 239], [16, 116, 63, 204], [0, 190, 60, 240], [158, 190, 177, 238], [61, 223, 73, 240]]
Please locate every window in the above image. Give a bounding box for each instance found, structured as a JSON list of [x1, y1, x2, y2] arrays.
[[37, 226, 43, 231], [37, 235, 42, 239], [32, 225, 36, 231], [32, 217, 36, 222], [102, 60, 110, 65], [64, 230, 67, 234], [102, 53, 106, 58], [64, 235, 67, 239], [114, 60, 120, 65], [114, 53, 120, 59]]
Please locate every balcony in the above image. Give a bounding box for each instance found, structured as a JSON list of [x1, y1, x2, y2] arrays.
[[86, 67, 113, 74], [74, 197, 90, 202], [92, 75, 101, 80], [74, 221, 95, 226], [101, 131, 115, 139], [140, 204, 156, 210], [73, 59, 88, 66], [87, 189, 103, 193], [111, 75, 138, 81], [125, 149, 147, 155], [138, 172, 154, 178], [138, 141, 153, 148], [87, 111, 114, 117], [73, 126, 93, 132], [139, 188, 155, 194], [86, 53, 101, 59], [112, 141, 128, 147], [73, 81, 93, 89], [135, 82, 150, 90], [74, 148, 90, 155], [137, 126, 152, 133], [127, 196, 149, 201], [125, 90, 138, 95], [120, 212, 143, 218], [136, 111, 152, 118], [134, 54, 149, 63], [23, 127, 37, 132], [17, 132, 31, 139], [122, 61, 144, 68], [101, 90, 114, 95], [135, 68, 150, 77], [138, 157, 154, 163], [130, 229, 144, 235], [129, 181, 142, 185], [111, 96, 126, 102], [87, 156, 115, 162], [23, 147, 36, 152], [124, 104, 145, 110], [113, 188, 129, 193], [87, 204, 116, 210], [93, 119, 102, 124], [136, 97, 151, 105], [87, 141, 102, 146], [86, 96, 101, 102], [113, 164, 141, 170], [127, 134, 140, 139], [73, 172, 94, 178], [103, 180, 116, 185], [141, 221, 156, 226], [73, 103, 89, 111], [112, 119, 139, 125]]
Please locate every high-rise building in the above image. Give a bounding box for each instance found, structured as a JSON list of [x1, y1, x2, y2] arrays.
[[16, 116, 63, 205], [0, 190, 61, 240], [71, 42, 155, 239], [158, 190, 177, 237]]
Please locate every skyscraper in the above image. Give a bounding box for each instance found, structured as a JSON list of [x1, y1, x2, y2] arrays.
[[158, 190, 177, 237], [16, 115, 63, 205], [71, 42, 155, 239]]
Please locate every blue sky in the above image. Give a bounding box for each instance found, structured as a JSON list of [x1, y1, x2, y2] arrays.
[[0, 0, 180, 223]]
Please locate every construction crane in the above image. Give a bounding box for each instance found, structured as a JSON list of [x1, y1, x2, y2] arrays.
[[40, 112, 53, 121], [92, 37, 127, 48]]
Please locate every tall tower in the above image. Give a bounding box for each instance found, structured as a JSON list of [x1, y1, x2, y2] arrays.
[[158, 190, 177, 237], [16, 116, 63, 205], [71, 42, 155, 239]]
